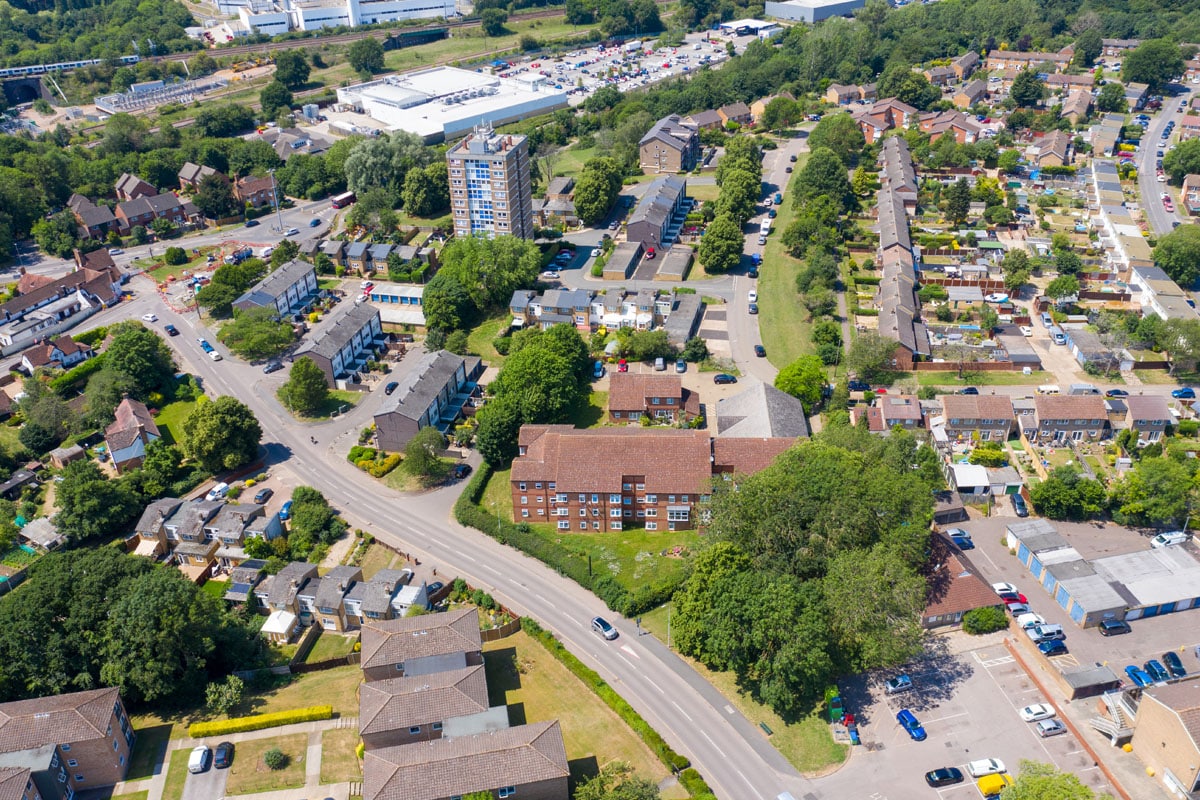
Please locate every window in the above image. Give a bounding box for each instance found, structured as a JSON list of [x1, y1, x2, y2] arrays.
[[636, 510, 645, 518], [667, 398, 675, 405], [623, 496, 632, 505], [652, 397, 660, 405], [67, 761, 77, 768], [646, 522, 658, 530], [592, 521, 601, 530], [668, 495, 676, 503], [579, 509, 587, 517], [579, 522, 587, 530], [611, 522, 622, 530], [636, 483, 645, 491], [521, 509, 529, 518], [591, 494, 599, 503], [645, 508, 657, 517], [668, 508, 689, 522], [537, 509, 545, 516], [409, 727, 421, 735], [681, 495, 688, 502], [396, 664, 404, 671], [609, 493, 621, 503], [534, 482, 542, 489], [637, 497, 646, 504], [499, 788, 517, 798], [520, 496, 527, 505], [591, 508, 599, 517], [610, 508, 621, 517], [578, 494, 586, 502], [61, 746, 70, 752], [646, 494, 657, 503], [432, 722, 443, 731], [74, 776, 83, 783], [558, 521, 570, 529], [624, 510, 632, 517], [518, 482, 526, 491]]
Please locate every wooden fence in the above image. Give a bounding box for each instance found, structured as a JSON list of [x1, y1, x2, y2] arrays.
[[913, 361, 1030, 372]]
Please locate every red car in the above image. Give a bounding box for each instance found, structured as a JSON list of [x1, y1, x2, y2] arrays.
[[617, 359, 628, 372], [1001, 593, 1029, 605]]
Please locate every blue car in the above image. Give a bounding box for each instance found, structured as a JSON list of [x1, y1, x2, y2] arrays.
[[1038, 640, 1068, 656], [950, 534, 975, 550], [1172, 387, 1196, 399], [279, 500, 293, 521], [1125, 665, 1153, 687], [896, 708, 927, 741], [1145, 659, 1170, 683]]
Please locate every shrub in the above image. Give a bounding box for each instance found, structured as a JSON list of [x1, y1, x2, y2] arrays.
[[187, 705, 333, 738], [1180, 419, 1199, 437], [962, 606, 1009, 635], [164, 246, 188, 266], [263, 748, 288, 770]]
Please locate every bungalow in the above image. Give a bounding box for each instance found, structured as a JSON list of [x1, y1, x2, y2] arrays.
[[923, 533, 1004, 628], [1125, 395, 1171, 446], [19, 517, 64, 551], [178, 162, 223, 191], [953, 79, 988, 109], [104, 397, 161, 474]]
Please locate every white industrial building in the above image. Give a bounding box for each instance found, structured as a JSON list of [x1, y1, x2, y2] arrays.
[[765, 0, 866, 23], [233, 0, 455, 34], [334, 66, 569, 142]]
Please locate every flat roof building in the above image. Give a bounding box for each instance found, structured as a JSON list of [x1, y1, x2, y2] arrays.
[[765, 0, 866, 23]]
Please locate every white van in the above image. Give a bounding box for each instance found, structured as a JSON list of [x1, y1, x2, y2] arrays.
[[1151, 531, 1189, 548], [1036, 384, 1061, 395], [205, 482, 230, 501], [188, 745, 211, 774]]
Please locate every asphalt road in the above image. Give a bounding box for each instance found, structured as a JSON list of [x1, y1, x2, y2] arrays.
[[180, 751, 227, 800], [1136, 89, 1190, 235]]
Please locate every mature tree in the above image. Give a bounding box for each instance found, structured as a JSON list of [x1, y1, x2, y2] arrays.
[[31, 212, 78, 258], [272, 49, 310, 89], [193, 104, 257, 138], [271, 239, 300, 268], [1073, 29, 1103, 69], [759, 95, 800, 130], [422, 271, 475, 332], [474, 394, 523, 466], [944, 177, 972, 225], [573, 157, 624, 225], [279, 357, 329, 416], [1010, 69, 1046, 107], [102, 113, 149, 156], [83, 366, 139, 429], [480, 8, 508, 36], [139, 439, 185, 498], [259, 81, 293, 118], [774, 355, 826, 412], [1163, 138, 1200, 184], [1028, 466, 1107, 520], [1154, 224, 1200, 288], [19, 373, 71, 446], [824, 544, 926, 670], [206, 674, 245, 717], [487, 348, 582, 423], [1123, 39, 1186, 91], [1164, 317, 1200, 374], [574, 762, 660, 800], [53, 459, 138, 542], [405, 426, 449, 481], [198, 258, 269, 318], [807, 113, 866, 165], [681, 336, 709, 362], [287, 486, 346, 556], [344, 130, 437, 201], [437, 235, 541, 311], [697, 213, 744, 274], [793, 147, 854, 213], [1003, 761, 1098, 800], [812, 320, 843, 365], [401, 162, 449, 217], [218, 307, 294, 360], [347, 37, 385, 75], [193, 174, 239, 220], [181, 396, 263, 473], [1110, 457, 1195, 527], [1095, 81, 1127, 113], [876, 65, 940, 110], [803, 283, 837, 319], [846, 331, 898, 383], [103, 324, 177, 398], [618, 329, 676, 361], [1046, 275, 1080, 303]]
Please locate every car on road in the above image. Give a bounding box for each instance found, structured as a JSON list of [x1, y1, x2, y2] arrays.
[[609, 220, 619, 230], [748, 290, 758, 303], [1173, 387, 1196, 399], [254, 488, 273, 504], [1015, 613, 1045, 630], [1099, 619, 1132, 636], [748, 302, 758, 314], [896, 708, 926, 741], [713, 373, 737, 385], [785, 166, 792, 173], [164, 324, 179, 336], [541, 270, 560, 279], [188, 745, 212, 774], [279, 500, 293, 521], [214, 741, 234, 769], [965, 759, 1006, 778], [1164, 651, 1187, 678], [754, 345, 766, 357], [1019, 325, 1033, 336], [1011, 493, 1029, 517], [209, 350, 223, 361], [591, 248, 601, 258], [285, 227, 299, 236], [384, 381, 399, 395], [1038, 639, 1068, 656], [1105, 389, 1129, 397], [108, 248, 124, 255], [747, 267, 759, 279], [885, 674, 913, 694], [957, 386, 979, 395], [309, 217, 321, 227], [1151, 530, 1189, 548], [1145, 659, 1171, 682], [983, 293, 1009, 303], [1019, 703, 1056, 722], [244, 219, 259, 227], [591, 616, 618, 640], [925, 768, 964, 788], [142, 313, 157, 322], [1126, 665, 1154, 687], [263, 360, 283, 374], [789, 154, 798, 162], [452, 463, 472, 480], [1035, 719, 1068, 738]]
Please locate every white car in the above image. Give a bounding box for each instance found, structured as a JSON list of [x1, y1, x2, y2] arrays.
[[1151, 531, 1189, 548], [1019, 703, 1056, 722], [984, 293, 1010, 303], [748, 290, 758, 303], [141, 313, 157, 322], [187, 745, 211, 774], [1019, 326, 1033, 337], [966, 759, 1006, 778], [591, 248, 601, 258], [540, 270, 560, 279], [1158, 174, 1167, 182], [285, 227, 299, 236], [992, 582, 1019, 595], [107, 248, 124, 256], [1016, 612, 1045, 630]]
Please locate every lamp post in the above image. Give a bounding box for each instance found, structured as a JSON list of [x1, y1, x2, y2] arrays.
[[271, 169, 284, 233]]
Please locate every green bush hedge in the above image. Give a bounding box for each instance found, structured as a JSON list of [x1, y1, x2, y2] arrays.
[[49, 354, 107, 395], [962, 606, 1008, 635], [188, 705, 333, 738], [521, 617, 713, 798], [453, 464, 682, 617]]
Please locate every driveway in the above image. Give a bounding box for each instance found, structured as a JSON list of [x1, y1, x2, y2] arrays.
[[181, 758, 227, 800]]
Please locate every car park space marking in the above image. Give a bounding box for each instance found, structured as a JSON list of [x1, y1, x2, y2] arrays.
[[921, 711, 969, 725], [972, 652, 1015, 668], [671, 700, 693, 721], [1048, 653, 1079, 668]]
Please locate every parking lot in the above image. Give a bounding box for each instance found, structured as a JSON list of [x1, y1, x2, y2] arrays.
[[816, 633, 1116, 800]]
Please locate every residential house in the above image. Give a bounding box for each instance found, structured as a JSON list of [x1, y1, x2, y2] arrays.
[[1180, 114, 1200, 141], [715, 382, 809, 439], [749, 91, 794, 122], [293, 301, 384, 385], [0, 687, 134, 799], [824, 84, 861, 105], [223, 560, 268, 605], [260, 127, 333, 161], [360, 606, 483, 681], [1044, 73, 1094, 93], [18, 518, 64, 551], [1060, 91, 1093, 124], [20, 336, 93, 374], [1035, 130, 1073, 167], [879, 136, 918, 213], [345, 242, 371, 273], [359, 666, 490, 747], [924, 65, 956, 86], [374, 349, 485, 452], [638, 115, 699, 174], [174, 538, 218, 582], [0, 264, 122, 355], [0, 470, 37, 501], [114, 193, 196, 234], [129, 497, 184, 558], [1029, 395, 1108, 442], [607, 373, 699, 423], [683, 109, 723, 130], [852, 97, 918, 143], [178, 162, 222, 191], [368, 244, 392, 272], [951, 50, 980, 80], [536, 176, 578, 226], [344, 568, 414, 628], [984, 50, 1070, 72], [67, 195, 116, 240], [104, 398, 161, 474], [255, 561, 319, 615], [311, 565, 363, 631], [114, 173, 155, 201], [1125, 81, 1151, 111], [625, 175, 688, 252], [209, 503, 281, 568], [1130, 682, 1200, 796], [855, 395, 925, 433], [362, 721, 569, 800], [940, 394, 1015, 443], [710, 437, 795, 478], [923, 534, 1004, 628], [234, 175, 276, 208], [1124, 395, 1172, 446], [953, 79, 988, 109], [1183, 174, 1200, 215], [232, 259, 319, 317], [1102, 38, 1140, 56], [321, 239, 347, 268], [716, 102, 752, 126], [919, 110, 983, 144], [0, 767, 39, 800], [1131, 265, 1200, 321]]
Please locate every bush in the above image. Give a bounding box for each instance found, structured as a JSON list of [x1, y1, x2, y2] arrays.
[[962, 606, 1009, 635], [187, 705, 333, 738], [49, 354, 107, 395], [263, 748, 288, 770], [164, 246, 188, 266], [1180, 419, 1199, 437]]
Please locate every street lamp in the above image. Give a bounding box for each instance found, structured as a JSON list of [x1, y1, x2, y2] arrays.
[[271, 169, 284, 233]]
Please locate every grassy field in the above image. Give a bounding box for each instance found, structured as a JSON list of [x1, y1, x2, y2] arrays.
[[223, 734, 309, 795], [359, 542, 403, 578], [160, 748, 191, 800], [564, 389, 607, 428], [554, 145, 597, 179], [479, 466, 696, 591], [154, 400, 198, 445], [639, 605, 847, 775], [146, 247, 222, 283], [466, 313, 514, 365], [112, 791, 150, 800], [1134, 369, 1189, 385], [687, 182, 720, 203], [912, 370, 1054, 387], [484, 630, 685, 797], [201, 580, 227, 600], [281, 388, 362, 419], [304, 630, 359, 664], [758, 152, 811, 368], [319, 728, 362, 784]]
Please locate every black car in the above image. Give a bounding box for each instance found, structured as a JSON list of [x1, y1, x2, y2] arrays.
[[384, 381, 399, 395], [848, 380, 870, 391], [1099, 619, 1131, 636], [1011, 494, 1029, 517], [1163, 651, 1187, 678], [748, 302, 759, 315], [244, 219, 259, 228], [254, 487, 273, 504], [263, 360, 283, 374], [426, 581, 445, 597], [214, 742, 234, 769], [958, 387, 979, 395], [754, 345, 766, 357], [452, 463, 472, 480], [713, 373, 738, 385], [1105, 389, 1129, 398], [163, 324, 179, 336], [925, 767, 964, 788], [785, 166, 793, 173], [747, 267, 759, 279]]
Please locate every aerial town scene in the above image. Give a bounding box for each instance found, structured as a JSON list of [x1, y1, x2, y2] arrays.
[[2, 0, 1200, 799]]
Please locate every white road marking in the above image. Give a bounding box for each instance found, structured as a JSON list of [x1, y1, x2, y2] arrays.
[[617, 653, 636, 669], [645, 678, 665, 695], [671, 701, 693, 721], [922, 712, 968, 725], [562, 613, 581, 626], [535, 593, 548, 603], [724, 704, 735, 715], [620, 645, 640, 659], [700, 730, 725, 756]]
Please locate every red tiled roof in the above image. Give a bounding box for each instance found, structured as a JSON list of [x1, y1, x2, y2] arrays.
[[361, 607, 482, 672], [105, 398, 160, 452], [923, 535, 1001, 620], [711, 437, 793, 474], [1034, 395, 1105, 419], [0, 687, 120, 755], [941, 394, 1015, 420], [607, 373, 685, 412]]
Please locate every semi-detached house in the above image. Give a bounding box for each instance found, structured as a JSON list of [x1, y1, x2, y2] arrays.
[[1028, 395, 1108, 443], [940, 394, 1015, 443]]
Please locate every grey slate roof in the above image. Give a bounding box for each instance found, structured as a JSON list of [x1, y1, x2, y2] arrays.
[[315, 565, 362, 609], [628, 175, 686, 231], [876, 188, 911, 251], [234, 259, 316, 310], [716, 382, 810, 438], [376, 349, 478, 423], [135, 497, 184, 536], [638, 114, 698, 151], [266, 561, 319, 608], [294, 301, 380, 362]]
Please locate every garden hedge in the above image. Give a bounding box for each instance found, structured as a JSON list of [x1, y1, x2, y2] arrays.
[[187, 705, 333, 738]]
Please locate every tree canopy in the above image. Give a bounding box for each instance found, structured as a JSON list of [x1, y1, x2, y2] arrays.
[[1154, 224, 1200, 289], [279, 357, 329, 416], [217, 306, 294, 361], [180, 396, 263, 473], [423, 236, 541, 332], [1123, 39, 1186, 91]]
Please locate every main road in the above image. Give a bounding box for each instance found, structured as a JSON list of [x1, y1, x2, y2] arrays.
[[1137, 86, 1191, 235], [138, 287, 817, 800]]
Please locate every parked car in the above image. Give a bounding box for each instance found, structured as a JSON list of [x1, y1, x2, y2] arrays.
[[591, 616, 618, 640], [992, 581, 1019, 595], [1006, 603, 1031, 617], [1001, 592, 1030, 605], [1125, 665, 1154, 687], [142, 313, 158, 322], [1038, 640, 1068, 656], [885, 674, 913, 694], [1015, 613, 1045, 630], [957, 387, 979, 395], [279, 500, 293, 521], [188, 745, 212, 774], [896, 708, 927, 741], [164, 324, 179, 336], [713, 374, 738, 385], [984, 293, 1010, 303], [1035, 720, 1067, 738], [644, 247, 656, 260], [254, 487, 273, 504], [748, 302, 759, 314], [747, 267, 759, 279], [949, 532, 974, 549], [1145, 659, 1171, 682], [384, 381, 399, 395], [1105, 389, 1129, 398], [965, 759, 1006, 778], [1172, 387, 1196, 399], [244, 219, 259, 227], [541, 270, 560, 279], [214, 742, 234, 769], [1026, 624, 1065, 642], [1163, 651, 1187, 678], [924, 768, 964, 788], [285, 227, 299, 236], [1011, 494, 1029, 517], [593, 360, 605, 379], [107, 248, 124, 255], [1099, 619, 1132, 636], [452, 463, 472, 480], [1019, 325, 1033, 337], [263, 360, 284, 374], [1151, 530, 1189, 548], [205, 482, 230, 501], [848, 380, 870, 391], [1018, 703, 1056, 722], [426, 580, 445, 597]]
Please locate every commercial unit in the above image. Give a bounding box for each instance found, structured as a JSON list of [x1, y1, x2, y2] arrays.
[[293, 301, 385, 386], [236, 0, 454, 34], [765, 0, 866, 23], [373, 349, 484, 452], [336, 68, 568, 143], [446, 124, 535, 240]]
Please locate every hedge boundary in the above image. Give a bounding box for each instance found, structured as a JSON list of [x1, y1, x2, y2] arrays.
[[187, 705, 333, 738], [520, 618, 717, 800], [453, 462, 682, 617]]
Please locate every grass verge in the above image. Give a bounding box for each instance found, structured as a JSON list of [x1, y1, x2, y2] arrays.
[[112, 791, 150, 800], [223, 734, 308, 795], [912, 370, 1054, 386], [359, 542, 402, 578], [304, 631, 359, 664], [160, 748, 190, 800], [758, 152, 811, 367], [320, 728, 362, 785], [639, 605, 847, 775]]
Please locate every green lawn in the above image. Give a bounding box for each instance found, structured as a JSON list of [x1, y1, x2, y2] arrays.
[[153, 400, 197, 445], [564, 390, 607, 428], [319, 728, 362, 785], [201, 580, 227, 601], [160, 748, 190, 800], [280, 388, 362, 419], [466, 313, 515, 366], [145, 247, 221, 283], [304, 630, 359, 664], [359, 542, 403, 579], [553, 145, 597, 180], [758, 152, 811, 368], [687, 182, 720, 203], [913, 370, 1054, 387], [639, 605, 847, 775], [223, 734, 309, 796], [112, 792, 149, 800]]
